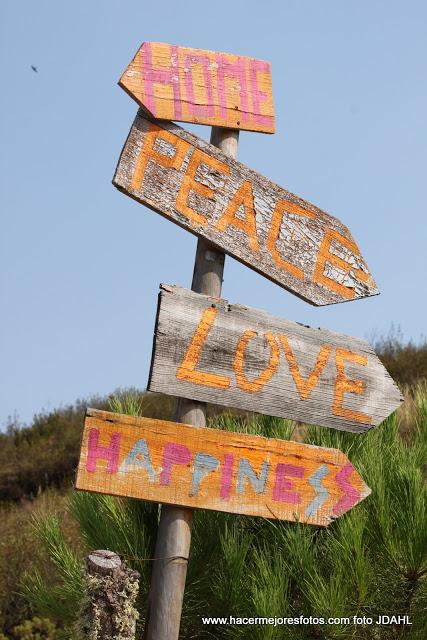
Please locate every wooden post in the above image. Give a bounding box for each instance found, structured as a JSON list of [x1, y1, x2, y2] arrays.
[[144, 127, 238, 640], [79, 550, 140, 639]]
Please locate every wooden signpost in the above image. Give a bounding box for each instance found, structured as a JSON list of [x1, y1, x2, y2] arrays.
[[119, 42, 275, 133], [148, 285, 403, 433], [144, 127, 239, 640], [113, 111, 379, 306], [75, 40, 401, 640], [77, 408, 371, 527]]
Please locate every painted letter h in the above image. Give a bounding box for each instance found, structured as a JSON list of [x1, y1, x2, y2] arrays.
[[86, 428, 120, 474]]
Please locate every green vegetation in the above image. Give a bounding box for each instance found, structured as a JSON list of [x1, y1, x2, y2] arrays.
[[1, 334, 425, 504], [0, 617, 58, 640], [9, 384, 426, 639], [372, 328, 427, 387], [0, 336, 426, 638], [0, 391, 174, 503], [0, 491, 74, 638]]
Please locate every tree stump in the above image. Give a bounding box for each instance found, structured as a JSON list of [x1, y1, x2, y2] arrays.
[[77, 550, 140, 640]]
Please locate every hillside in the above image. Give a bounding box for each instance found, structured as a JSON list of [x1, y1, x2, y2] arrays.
[[0, 336, 426, 637], [1, 334, 426, 504]]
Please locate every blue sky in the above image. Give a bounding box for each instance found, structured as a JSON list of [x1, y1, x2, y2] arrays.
[[1, 0, 426, 427]]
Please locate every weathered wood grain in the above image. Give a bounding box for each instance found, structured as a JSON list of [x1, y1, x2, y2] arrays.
[[148, 285, 403, 433], [113, 112, 379, 306], [80, 551, 139, 639], [119, 42, 275, 133], [76, 409, 371, 527]]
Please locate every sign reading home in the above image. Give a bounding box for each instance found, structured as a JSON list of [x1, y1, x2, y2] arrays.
[[148, 286, 402, 433], [76, 409, 371, 526], [113, 113, 378, 306], [119, 42, 275, 133]]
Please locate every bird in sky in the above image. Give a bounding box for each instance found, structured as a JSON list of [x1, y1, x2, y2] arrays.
[[31, 65, 38, 73]]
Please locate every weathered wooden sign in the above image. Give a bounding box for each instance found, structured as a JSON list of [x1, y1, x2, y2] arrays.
[[113, 112, 379, 306], [119, 42, 275, 133], [148, 285, 402, 433], [76, 408, 371, 526]]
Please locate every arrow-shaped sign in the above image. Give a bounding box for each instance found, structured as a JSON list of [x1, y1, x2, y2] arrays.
[[76, 409, 371, 527], [119, 42, 275, 133], [148, 285, 402, 433], [113, 112, 379, 306]]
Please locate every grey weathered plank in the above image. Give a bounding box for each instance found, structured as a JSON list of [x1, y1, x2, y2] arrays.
[[113, 111, 379, 306], [148, 285, 402, 433]]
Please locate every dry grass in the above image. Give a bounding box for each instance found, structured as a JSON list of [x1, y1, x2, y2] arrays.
[[0, 488, 80, 635]]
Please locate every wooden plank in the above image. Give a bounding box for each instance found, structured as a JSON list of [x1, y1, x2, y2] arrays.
[[113, 112, 379, 306], [119, 42, 275, 133], [148, 285, 403, 433], [76, 408, 371, 527]]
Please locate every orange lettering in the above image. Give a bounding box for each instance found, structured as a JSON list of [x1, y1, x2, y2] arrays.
[[266, 200, 316, 279], [176, 306, 230, 389], [333, 348, 371, 424], [234, 331, 279, 393], [176, 149, 230, 227], [215, 181, 259, 251], [131, 122, 189, 192], [313, 229, 369, 299], [279, 336, 332, 400]]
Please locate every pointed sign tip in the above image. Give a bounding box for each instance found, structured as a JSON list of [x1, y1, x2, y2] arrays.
[[77, 410, 372, 526], [118, 41, 275, 133]]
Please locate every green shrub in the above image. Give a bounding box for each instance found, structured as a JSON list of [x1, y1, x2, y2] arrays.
[[2, 328, 426, 505], [374, 327, 427, 387], [0, 490, 81, 636], [20, 389, 427, 639], [12, 617, 57, 640], [0, 390, 174, 502]]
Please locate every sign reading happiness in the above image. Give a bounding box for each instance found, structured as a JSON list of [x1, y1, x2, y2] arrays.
[[77, 409, 371, 527]]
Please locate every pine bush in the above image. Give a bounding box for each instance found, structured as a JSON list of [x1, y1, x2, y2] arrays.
[[21, 387, 427, 639]]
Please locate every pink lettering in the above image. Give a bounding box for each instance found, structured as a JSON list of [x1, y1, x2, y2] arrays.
[[160, 442, 192, 486], [217, 54, 249, 122], [273, 463, 304, 504], [141, 42, 182, 119], [333, 463, 360, 515], [249, 59, 273, 127], [220, 453, 234, 500], [86, 428, 120, 474], [184, 54, 215, 117]]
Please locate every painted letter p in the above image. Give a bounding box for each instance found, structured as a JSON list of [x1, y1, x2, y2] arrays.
[[160, 442, 192, 486]]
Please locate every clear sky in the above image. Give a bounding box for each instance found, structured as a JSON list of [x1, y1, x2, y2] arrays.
[[1, 0, 426, 427]]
